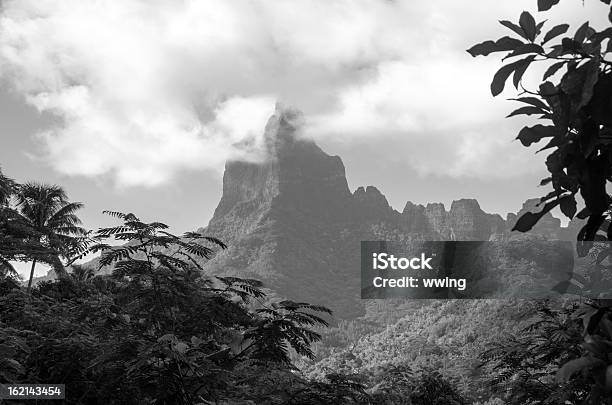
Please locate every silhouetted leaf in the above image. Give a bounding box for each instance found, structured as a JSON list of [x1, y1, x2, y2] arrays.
[[579, 57, 600, 109], [467, 41, 500, 57], [516, 124, 556, 146], [519, 12, 537, 41], [506, 106, 545, 117], [503, 43, 543, 60], [467, 37, 524, 57], [512, 198, 563, 232], [511, 96, 550, 110], [537, 132, 567, 152], [574, 22, 591, 43], [591, 27, 612, 47], [577, 215, 605, 256], [536, 20, 547, 36], [543, 24, 569, 44], [559, 194, 577, 218], [539, 81, 557, 96], [513, 55, 536, 88], [540, 177, 553, 186], [491, 65, 516, 96], [499, 20, 527, 39], [491, 56, 535, 96], [561, 37, 583, 53], [543, 61, 566, 80], [538, 0, 561, 11]]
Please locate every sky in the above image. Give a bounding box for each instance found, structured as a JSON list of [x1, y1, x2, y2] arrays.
[[0, 0, 608, 277]]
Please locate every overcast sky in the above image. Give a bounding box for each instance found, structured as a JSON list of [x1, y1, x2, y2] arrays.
[[0, 0, 607, 277]]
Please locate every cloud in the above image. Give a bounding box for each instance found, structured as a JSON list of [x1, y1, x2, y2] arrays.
[[307, 58, 539, 178], [0, 0, 604, 185], [31, 91, 275, 186]]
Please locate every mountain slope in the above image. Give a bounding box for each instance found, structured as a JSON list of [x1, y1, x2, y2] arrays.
[[199, 105, 578, 319]]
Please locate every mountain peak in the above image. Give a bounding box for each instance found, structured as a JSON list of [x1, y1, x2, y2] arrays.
[[200, 108, 571, 318], [208, 107, 351, 238], [262, 103, 306, 157]]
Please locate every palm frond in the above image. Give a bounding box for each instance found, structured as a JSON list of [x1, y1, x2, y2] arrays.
[[47, 202, 84, 223], [181, 232, 228, 249], [102, 210, 129, 219]]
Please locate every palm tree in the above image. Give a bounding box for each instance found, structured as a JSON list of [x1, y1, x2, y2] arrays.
[[0, 167, 18, 277], [0, 167, 15, 207], [15, 183, 86, 293]]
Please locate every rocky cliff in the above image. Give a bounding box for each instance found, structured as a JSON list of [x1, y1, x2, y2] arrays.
[[197, 105, 577, 319]]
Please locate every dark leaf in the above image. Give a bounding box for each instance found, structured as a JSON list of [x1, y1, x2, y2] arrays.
[[540, 189, 564, 203], [537, 0, 561, 11], [579, 57, 600, 109], [590, 27, 612, 44], [506, 106, 546, 118], [579, 215, 605, 241], [536, 20, 547, 37], [577, 215, 605, 256], [537, 132, 567, 152], [467, 37, 524, 57], [516, 124, 557, 146], [577, 207, 591, 219], [513, 55, 536, 88], [543, 61, 566, 80], [499, 20, 527, 39], [559, 194, 577, 218], [539, 81, 557, 96], [562, 37, 583, 53], [503, 43, 543, 60], [574, 22, 591, 43], [491, 64, 517, 97], [543, 24, 570, 44], [519, 12, 537, 41], [512, 198, 564, 232], [540, 177, 552, 186], [467, 41, 500, 57], [497, 36, 528, 50], [511, 96, 550, 110]]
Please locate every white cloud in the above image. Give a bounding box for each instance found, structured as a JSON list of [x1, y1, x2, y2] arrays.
[[0, 0, 605, 185], [307, 57, 540, 178]]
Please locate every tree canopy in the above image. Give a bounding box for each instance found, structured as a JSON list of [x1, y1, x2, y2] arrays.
[[469, 1, 612, 401]]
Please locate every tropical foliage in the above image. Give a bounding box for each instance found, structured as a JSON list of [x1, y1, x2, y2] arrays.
[[14, 183, 87, 290], [0, 209, 344, 403], [3, 1, 611, 403], [0, 167, 18, 277], [469, 0, 612, 402], [0, 171, 88, 290], [0, 169, 476, 404]]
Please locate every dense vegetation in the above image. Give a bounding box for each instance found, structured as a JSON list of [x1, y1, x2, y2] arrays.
[[2, 1, 612, 403], [0, 169, 469, 404], [468, 0, 612, 402]]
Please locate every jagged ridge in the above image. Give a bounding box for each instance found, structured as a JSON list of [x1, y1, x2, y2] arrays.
[[199, 105, 579, 319]]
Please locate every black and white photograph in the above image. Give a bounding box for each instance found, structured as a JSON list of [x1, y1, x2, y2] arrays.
[[1, 0, 611, 403]]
